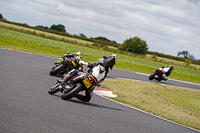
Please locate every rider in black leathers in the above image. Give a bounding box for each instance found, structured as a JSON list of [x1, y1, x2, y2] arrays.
[[103, 54, 117, 76]]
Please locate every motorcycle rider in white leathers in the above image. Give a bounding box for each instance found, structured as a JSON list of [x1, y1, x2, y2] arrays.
[[59, 58, 107, 103], [159, 65, 174, 81]]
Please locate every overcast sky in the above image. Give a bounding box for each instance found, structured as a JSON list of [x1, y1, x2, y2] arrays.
[[1, 0, 200, 59]]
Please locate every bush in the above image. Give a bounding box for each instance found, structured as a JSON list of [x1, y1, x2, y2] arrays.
[[119, 37, 148, 55]]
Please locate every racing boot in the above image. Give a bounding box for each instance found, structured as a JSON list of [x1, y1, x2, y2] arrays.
[[162, 74, 168, 81]]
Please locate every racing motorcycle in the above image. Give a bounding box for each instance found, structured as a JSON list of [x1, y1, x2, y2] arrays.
[[48, 71, 97, 100], [149, 68, 165, 82], [49, 51, 82, 76]]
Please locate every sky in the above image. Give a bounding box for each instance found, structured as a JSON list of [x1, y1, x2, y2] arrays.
[[0, 0, 200, 59]]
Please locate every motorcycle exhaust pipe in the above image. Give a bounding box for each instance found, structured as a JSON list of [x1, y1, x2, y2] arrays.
[[71, 75, 85, 82]]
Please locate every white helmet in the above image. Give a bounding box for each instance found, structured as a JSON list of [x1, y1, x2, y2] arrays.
[[76, 51, 82, 57], [111, 54, 117, 59]]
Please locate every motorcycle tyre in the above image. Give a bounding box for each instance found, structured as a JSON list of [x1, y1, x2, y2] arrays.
[[49, 64, 65, 76], [48, 86, 60, 95], [61, 83, 82, 100], [157, 78, 162, 82], [149, 74, 155, 80]]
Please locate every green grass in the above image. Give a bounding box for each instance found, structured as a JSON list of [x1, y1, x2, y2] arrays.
[[0, 21, 93, 45], [0, 26, 200, 84], [102, 78, 200, 130], [146, 54, 200, 69]]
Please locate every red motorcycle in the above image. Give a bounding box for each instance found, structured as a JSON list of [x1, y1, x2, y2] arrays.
[[149, 68, 165, 82]]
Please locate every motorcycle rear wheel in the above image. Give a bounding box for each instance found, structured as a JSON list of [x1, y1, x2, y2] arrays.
[[61, 83, 82, 100], [49, 64, 65, 76]]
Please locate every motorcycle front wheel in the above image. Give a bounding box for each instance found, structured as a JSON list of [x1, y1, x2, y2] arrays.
[[149, 73, 155, 80], [49, 64, 65, 76], [61, 83, 82, 100], [48, 82, 60, 95]]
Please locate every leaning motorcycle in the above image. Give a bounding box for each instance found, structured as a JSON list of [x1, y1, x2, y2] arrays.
[[48, 72, 97, 100], [149, 68, 165, 82], [49, 51, 81, 76]]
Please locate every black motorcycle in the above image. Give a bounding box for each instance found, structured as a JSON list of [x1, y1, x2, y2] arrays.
[[48, 72, 97, 100], [149, 68, 165, 82], [49, 51, 82, 76]]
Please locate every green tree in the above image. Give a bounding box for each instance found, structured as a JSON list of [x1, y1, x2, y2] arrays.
[[50, 24, 66, 33], [36, 25, 49, 29], [93, 36, 110, 42], [0, 13, 3, 19], [92, 36, 118, 44], [177, 50, 195, 60], [119, 37, 148, 54], [79, 33, 86, 37]]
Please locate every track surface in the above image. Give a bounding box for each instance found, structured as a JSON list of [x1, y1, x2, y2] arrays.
[[0, 49, 199, 133]]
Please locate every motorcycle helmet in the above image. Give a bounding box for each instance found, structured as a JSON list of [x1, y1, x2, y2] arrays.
[[96, 58, 106, 67], [169, 65, 174, 70], [111, 54, 117, 59], [76, 51, 82, 57]]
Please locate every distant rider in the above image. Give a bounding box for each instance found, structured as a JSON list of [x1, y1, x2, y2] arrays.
[[159, 65, 174, 81]]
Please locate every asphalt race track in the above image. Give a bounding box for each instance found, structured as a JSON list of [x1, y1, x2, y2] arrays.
[[0, 49, 199, 133]]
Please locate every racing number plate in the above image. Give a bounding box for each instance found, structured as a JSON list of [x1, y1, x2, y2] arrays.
[[83, 78, 92, 89]]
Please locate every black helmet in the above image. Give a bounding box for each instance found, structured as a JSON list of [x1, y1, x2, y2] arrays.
[[169, 65, 174, 70], [96, 58, 106, 67]]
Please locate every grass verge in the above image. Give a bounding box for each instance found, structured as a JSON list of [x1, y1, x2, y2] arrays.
[[102, 78, 200, 130]]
